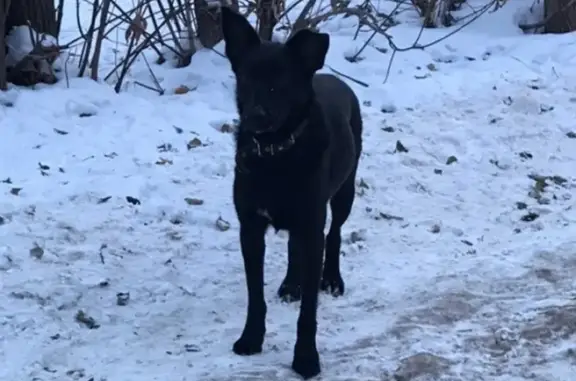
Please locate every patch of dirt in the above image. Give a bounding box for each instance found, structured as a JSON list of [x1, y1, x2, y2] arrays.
[[393, 352, 453, 381], [462, 327, 517, 357], [520, 303, 576, 344], [394, 291, 488, 329], [531, 267, 561, 283], [459, 302, 576, 379]]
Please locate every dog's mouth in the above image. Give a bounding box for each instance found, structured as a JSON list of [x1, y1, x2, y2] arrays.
[[242, 124, 276, 136], [240, 107, 290, 136], [241, 116, 281, 135], [252, 126, 276, 135]]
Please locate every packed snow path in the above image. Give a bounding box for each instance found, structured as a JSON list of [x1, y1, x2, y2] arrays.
[[1, 1, 576, 380]]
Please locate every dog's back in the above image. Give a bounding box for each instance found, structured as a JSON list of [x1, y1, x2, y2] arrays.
[[313, 73, 363, 196]]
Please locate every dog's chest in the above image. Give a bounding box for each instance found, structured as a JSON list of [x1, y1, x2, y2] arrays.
[[251, 181, 304, 230], [257, 208, 272, 221], [255, 201, 296, 231]]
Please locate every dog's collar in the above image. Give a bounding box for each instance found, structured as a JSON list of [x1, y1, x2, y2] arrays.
[[238, 118, 308, 159], [235, 118, 308, 173]]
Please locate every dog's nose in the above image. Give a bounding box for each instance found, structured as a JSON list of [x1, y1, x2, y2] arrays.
[[242, 105, 268, 122], [252, 105, 266, 117], [242, 106, 272, 134]]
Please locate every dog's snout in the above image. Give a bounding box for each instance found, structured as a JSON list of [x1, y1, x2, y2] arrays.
[[243, 105, 270, 121], [240, 104, 272, 134], [252, 105, 266, 117]]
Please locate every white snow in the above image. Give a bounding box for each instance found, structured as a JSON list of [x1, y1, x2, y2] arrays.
[[1, 1, 576, 380], [5, 25, 58, 68]]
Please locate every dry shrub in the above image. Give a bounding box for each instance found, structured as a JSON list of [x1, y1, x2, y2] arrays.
[[1, 0, 64, 89], [411, 0, 466, 27]]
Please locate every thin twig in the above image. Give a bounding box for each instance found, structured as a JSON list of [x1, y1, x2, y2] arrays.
[[90, 0, 112, 80], [326, 64, 369, 87]]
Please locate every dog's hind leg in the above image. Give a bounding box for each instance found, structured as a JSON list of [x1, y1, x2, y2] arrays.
[[277, 236, 302, 302], [322, 170, 356, 296]]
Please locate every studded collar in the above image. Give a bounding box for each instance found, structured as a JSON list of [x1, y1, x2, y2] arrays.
[[235, 118, 308, 173]]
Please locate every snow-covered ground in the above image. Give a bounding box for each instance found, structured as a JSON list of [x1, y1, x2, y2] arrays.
[[1, 1, 575, 380]]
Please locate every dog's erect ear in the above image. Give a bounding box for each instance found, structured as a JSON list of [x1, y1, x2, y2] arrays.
[[285, 29, 329, 76], [221, 6, 260, 71]]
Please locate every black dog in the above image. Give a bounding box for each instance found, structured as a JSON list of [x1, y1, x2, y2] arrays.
[[221, 6, 363, 379]]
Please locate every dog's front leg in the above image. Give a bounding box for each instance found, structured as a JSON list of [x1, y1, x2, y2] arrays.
[[291, 210, 326, 379], [277, 236, 302, 302], [233, 216, 268, 356]]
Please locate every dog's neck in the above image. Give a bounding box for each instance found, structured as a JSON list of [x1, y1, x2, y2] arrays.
[[238, 118, 307, 156], [235, 106, 312, 173]]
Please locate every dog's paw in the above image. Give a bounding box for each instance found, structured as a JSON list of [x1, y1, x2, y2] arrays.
[[292, 347, 321, 379], [233, 335, 263, 356], [320, 273, 345, 297], [277, 280, 301, 302]]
